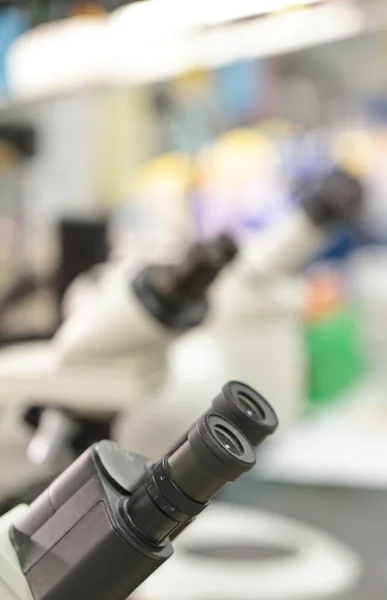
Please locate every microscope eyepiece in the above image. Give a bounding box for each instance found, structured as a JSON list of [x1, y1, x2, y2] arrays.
[[163, 235, 238, 303], [166, 381, 278, 458], [170, 414, 256, 496], [213, 422, 244, 455], [125, 413, 256, 543], [132, 234, 238, 330], [299, 167, 364, 227], [236, 392, 264, 422], [211, 381, 278, 447]]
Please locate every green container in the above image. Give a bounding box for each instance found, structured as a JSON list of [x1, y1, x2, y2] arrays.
[[306, 306, 363, 405]]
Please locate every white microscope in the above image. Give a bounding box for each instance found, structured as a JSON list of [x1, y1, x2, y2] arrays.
[[117, 167, 364, 458], [0, 234, 237, 510], [0, 167, 363, 508]]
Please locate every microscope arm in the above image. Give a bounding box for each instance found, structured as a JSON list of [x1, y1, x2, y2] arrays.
[[238, 209, 326, 281], [54, 274, 173, 362], [236, 167, 364, 283], [54, 235, 237, 363], [0, 236, 237, 416]]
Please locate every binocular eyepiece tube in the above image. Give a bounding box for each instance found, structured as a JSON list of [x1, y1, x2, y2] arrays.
[[126, 412, 257, 543], [167, 380, 278, 457], [11, 381, 278, 600], [126, 381, 278, 544]]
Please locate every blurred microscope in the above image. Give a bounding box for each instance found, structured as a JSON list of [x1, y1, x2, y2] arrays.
[[0, 168, 363, 504], [118, 167, 364, 457], [0, 233, 237, 508]]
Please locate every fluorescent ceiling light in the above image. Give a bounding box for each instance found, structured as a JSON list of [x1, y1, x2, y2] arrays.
[[109, 2, 365, 84], [177, 0, 322, 26], [111, 0, 322, 38], [192, 3, 365, 68], [109, 1, 193, 38]]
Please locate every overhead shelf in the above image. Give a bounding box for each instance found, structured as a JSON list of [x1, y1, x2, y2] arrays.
[[4, 0, 387, 102]]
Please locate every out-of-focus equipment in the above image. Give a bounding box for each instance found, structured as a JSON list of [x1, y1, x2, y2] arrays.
[[55, 233, 236, 364], [56, 217, 109, 314], [0, 125, 35, 159], [121, 167, 364, 457], [0, 167, 363, 505], [237, 167, 363, 280], [0, 235, 237, 511], [0, 123, 41, 345], [0, 125, 110, 347], [0, 217, 109, 345], [0, 381, 276, 600]]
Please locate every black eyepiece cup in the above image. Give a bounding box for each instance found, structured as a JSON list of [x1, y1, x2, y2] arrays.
[[212, 381, 278, 447]]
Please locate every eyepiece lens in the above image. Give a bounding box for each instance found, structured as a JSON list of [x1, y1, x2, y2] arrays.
[[213, 424, 244, 457], [235, 392, 265, 423]]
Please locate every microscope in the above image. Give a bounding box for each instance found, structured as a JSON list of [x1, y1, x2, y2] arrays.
[[0, 234, 237, 510], [0, 381, 277, 600], [235, 165, 363, 279], [0, 167, 362, 502], [119, 167, 364, 457]]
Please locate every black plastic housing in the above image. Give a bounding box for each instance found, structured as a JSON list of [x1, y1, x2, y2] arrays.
[[9, 382, 276, 600], [10, 442, 171, 600]]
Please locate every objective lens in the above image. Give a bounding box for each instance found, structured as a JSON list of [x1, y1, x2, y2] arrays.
[[235, 392, 265, 423], [213, 424, 243, 457]]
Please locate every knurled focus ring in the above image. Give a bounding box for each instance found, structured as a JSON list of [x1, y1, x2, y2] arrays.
[[145, 475, 188, 524], [148, 460, 207, 520]]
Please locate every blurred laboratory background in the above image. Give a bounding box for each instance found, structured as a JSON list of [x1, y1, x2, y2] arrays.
[[2, 0, 387, 598]]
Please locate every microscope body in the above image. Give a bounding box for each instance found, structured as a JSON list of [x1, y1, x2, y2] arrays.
[[0, 234, 235, 417], [0, 443, 171, 600], [235, 209, 325, 283], [0, 271, 173, 419], [0, 381, 276, 600], [0, 236, 238, 511], [55, 266, 178, 365], [0, 280, 175, 471], [116, 212, 327, 457], [206, 167, 364, 422], [118, 273, 306, 458]]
